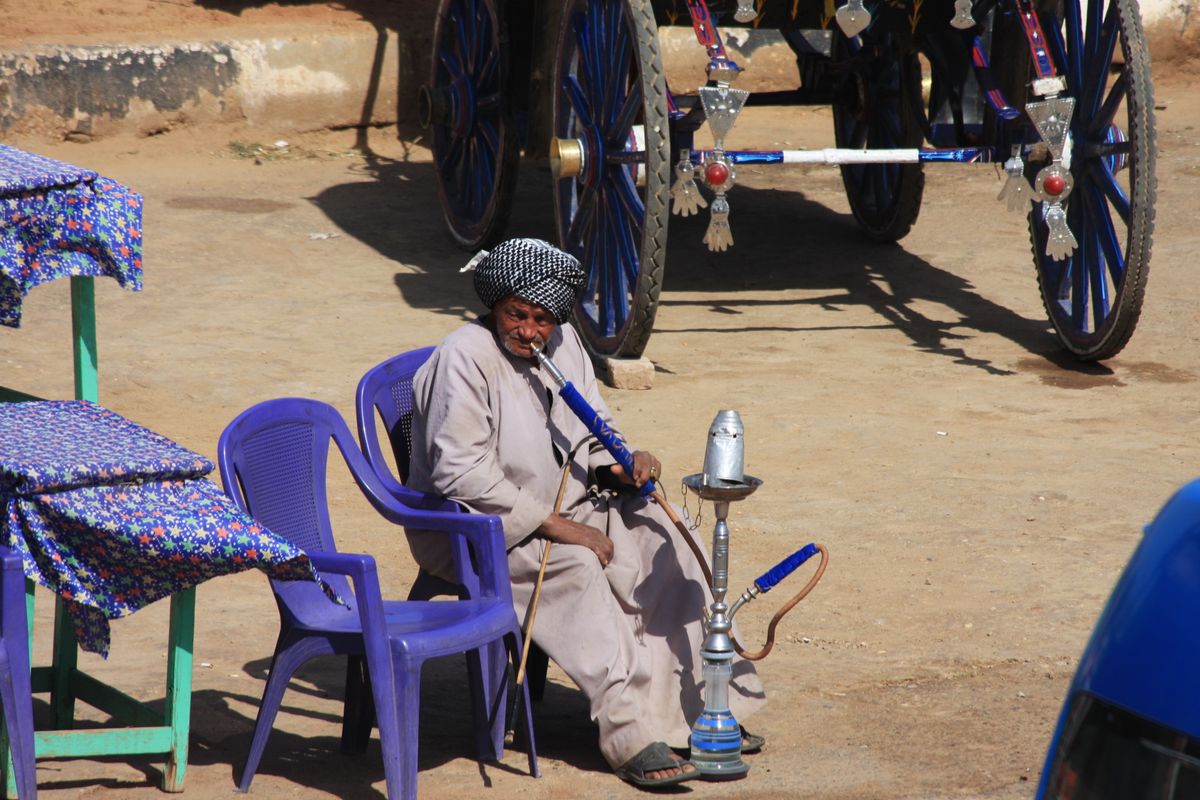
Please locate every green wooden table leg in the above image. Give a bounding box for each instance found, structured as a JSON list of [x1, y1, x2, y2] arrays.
[[70, 276, 99, 404], [50, 597, 78, 729], [161, 588, 195, 792]]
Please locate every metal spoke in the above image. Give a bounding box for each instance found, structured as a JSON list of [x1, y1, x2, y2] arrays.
[[609, 83, 642, 146], [1082, 2, 1120, 118], [563, 76, 598, 136], [1086, 180, 1126, 289], [1091, 158, 1132, 225], [1088, 71, 1127, 136], [565, 182, 599, 247], [610, 164, 645, 227]]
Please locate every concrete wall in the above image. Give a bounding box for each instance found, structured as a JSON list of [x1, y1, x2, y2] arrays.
[[0, 1, 1191, 142], [0, 27, 428, 141]]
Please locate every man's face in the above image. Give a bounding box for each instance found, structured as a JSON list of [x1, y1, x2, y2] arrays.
[[492, 295, 558, 359]]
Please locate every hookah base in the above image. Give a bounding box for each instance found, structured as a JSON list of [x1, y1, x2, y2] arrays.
[[691, 753, 744, 782], [689, 717, 750, 778]]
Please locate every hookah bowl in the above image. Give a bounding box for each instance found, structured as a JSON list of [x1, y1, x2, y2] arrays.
[[683, 410, 761, 778]]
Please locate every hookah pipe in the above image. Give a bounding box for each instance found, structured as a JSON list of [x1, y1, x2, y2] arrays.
[[529, 342, 828, 663]]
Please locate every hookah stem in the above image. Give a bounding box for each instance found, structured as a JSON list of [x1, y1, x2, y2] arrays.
[[530, 344, 829, 661]]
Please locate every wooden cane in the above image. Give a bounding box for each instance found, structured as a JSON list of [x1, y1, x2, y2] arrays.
[[515, 461, 572, 687]]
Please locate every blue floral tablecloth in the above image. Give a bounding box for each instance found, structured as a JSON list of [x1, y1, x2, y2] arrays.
[[0, 400, 334, 656], [0, 145, 143, 328]]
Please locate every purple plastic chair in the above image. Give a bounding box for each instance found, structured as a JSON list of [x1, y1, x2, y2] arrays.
[[217, 397, 537, 800], [354, 349, 550, 702], [0, 546, 36, 800]]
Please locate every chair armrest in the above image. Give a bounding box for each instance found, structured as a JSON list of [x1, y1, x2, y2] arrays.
[[305, 550, 377, 578], [303, 551, 387, 629], [330, 426, 511, 600], [383, 483, 461, 514], [0, 546, 21, 573]]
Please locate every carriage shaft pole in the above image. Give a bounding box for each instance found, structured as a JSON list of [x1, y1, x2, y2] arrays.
[[685, 147, 1003, 165]]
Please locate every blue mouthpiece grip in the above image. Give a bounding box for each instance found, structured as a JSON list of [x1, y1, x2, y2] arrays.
[[558, 382, 656, 496], [754, 543, 819, 593]]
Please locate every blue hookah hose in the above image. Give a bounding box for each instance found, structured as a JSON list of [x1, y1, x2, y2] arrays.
[[533, 344, 656, 496]]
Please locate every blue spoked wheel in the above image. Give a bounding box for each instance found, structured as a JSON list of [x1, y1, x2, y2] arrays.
[[831, 31, 925, 242], [424, 0, 518, 249], [1031, 0, 1155, 360], [552, 0, 670, 359]]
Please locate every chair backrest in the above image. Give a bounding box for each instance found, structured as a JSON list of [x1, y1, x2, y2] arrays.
[[218, 397, 372, 610], [356, 347, 488, 599], [219, 397, 343, 556], [355, 346, 436, 490]]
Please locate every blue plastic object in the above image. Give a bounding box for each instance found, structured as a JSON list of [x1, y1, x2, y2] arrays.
[[533, 349, 656, 497], [754, 543, 819, 593], [1036, 479, 1200, 799], [0, 546, 37, 799], [555, 381, 656, 497], [218, 397, 538, 800], [355, 349, 553, 702]]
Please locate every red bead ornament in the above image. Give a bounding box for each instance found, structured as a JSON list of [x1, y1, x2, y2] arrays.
[[1043, 174, 1066, 196], [704, 161, 730, 187]]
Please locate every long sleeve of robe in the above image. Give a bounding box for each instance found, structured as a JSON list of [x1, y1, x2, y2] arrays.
[[405, 319, 765, 768]]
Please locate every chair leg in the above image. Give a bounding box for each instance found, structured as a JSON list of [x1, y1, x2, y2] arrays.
[[367, 651, 417, 800], [341, 655, 373, 755], [526, 644, 549, 703], [0, 666, 36, 800], [507, 630, 539, 779], [466, 639, 507, 762], [238, 643, 313, 793]]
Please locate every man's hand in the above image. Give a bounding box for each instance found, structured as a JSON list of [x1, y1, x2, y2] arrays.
[[608, 450, 662, 488], [537, 514, 614, 567]]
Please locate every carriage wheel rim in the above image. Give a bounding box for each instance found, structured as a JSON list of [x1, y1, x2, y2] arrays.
[[553, 0, 668, 357], [1031, 0, 1153, 359]]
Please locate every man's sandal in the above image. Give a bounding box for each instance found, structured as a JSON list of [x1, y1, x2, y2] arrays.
[[740, 726, 765, 754], [616, 741, 700, 788]]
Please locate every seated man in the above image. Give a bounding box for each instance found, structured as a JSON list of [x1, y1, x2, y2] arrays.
[[405, 238, 765, 788]]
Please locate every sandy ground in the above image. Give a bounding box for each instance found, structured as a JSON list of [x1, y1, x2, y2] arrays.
[[3, 2, 1200, 799]]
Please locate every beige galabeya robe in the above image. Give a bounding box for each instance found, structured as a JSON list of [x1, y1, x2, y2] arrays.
[[406, 318, 765, 768]]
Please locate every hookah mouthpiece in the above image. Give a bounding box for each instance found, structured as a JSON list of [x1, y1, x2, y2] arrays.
[[530, 340, 567, 388]]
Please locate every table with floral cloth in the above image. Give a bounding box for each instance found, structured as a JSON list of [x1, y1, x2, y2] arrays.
[[0, 144, 143, 329], [0, 400, 337, 795], [0, 144, 143, 409], [0, 400, 333, 657]]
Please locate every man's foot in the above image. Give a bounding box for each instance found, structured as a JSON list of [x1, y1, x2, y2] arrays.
[[616, 741, 699, 788], [740, 726, 765, 754]]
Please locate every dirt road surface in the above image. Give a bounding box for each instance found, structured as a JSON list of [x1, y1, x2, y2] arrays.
[[3, 6, 1200, 797]]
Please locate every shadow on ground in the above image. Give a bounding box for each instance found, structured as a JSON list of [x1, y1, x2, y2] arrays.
[[311, 147, 1082, 376], [30, 651, 602, 798]]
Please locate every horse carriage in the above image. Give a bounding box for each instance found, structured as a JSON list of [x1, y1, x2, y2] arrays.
[[419, 0, 1154, 362]]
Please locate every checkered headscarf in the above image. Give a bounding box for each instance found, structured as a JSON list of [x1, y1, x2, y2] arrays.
[[462, 238, 586, 323]]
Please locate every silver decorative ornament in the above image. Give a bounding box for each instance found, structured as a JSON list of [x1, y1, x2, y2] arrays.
[[997, 149, 1032, 213], [671, 151, 707, 217], [950, 0, 976, 28], [1042, 203, 1078, 261], [835, 0, 872, 37], [704, 196, 734, 252]]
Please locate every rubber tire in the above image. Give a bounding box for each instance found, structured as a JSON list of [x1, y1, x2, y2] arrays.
[[831, 31, 926, 242], [552, 0, 670, 359], [1030, 0, 1155, 361], [429, 0, 520, 250]]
